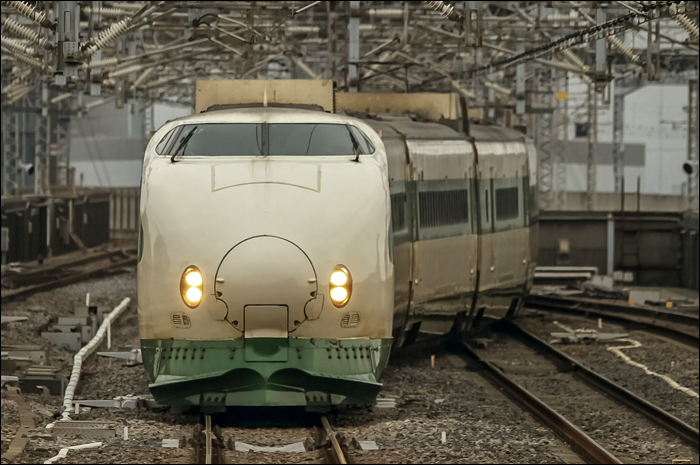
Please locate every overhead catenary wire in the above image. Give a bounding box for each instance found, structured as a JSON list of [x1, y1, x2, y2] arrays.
[[466, 0, 698, 78]]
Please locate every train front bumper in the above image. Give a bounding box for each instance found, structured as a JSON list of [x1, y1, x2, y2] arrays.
[[140, 337, 392, 409]]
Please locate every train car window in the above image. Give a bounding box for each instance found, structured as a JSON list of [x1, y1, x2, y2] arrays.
[[269, 124, 364, 156], [418, 190, 468, 228], [349, 126, 376, 154], [169, 124, 263, 156], [391, 192, 407, 231], [495, 186, 519, 221], [155, 128, 177, 155], [484, 189, 489, 223]]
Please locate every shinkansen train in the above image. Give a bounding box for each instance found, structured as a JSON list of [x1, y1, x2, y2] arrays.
[[137, 89, 537, 411]]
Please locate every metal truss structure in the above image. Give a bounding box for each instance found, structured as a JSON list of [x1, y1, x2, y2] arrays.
[[1, 1, 699, 205]]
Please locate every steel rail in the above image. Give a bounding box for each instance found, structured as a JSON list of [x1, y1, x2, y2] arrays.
[[321, 416, 347, 465], [528, 294, 699, 327], [193, 415, 223, 464], [499, 319, 700, 449], [1, 255, 136, 304], [525, 299, 699, 349], [1, 249, 129, 288], [455, 338, 622, 464]]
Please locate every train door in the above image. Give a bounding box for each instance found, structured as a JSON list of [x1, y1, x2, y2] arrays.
[[382, 134, 413, 331], [406, 138, 476, 334], [475, 145, 496, 315]]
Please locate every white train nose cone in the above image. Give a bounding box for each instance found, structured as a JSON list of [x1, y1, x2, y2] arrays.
[[214, 236, 319, 333]]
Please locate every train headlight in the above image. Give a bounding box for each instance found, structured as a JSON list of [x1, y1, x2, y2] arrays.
[[180, 266, 203, 308], [329, 265, 352, 307]]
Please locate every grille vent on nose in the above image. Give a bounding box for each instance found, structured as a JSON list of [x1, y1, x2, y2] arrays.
[[341, 312, 360, 328], [171, 313, 191, 328]]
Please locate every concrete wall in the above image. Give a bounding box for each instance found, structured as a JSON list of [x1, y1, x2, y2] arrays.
[[538, 212, 684, 287], [70, 99, 191, 188], [562, 80, 690, 196]]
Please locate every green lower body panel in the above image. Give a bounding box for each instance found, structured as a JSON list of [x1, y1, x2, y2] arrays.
[[140, 337, 392, 408]]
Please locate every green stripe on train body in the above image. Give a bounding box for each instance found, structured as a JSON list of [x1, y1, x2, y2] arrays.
[[390, 176, 532, 244], [141, 337, 393, 409]]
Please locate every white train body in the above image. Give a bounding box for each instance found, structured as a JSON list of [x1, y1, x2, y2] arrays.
[[137, 103, 537, 410]]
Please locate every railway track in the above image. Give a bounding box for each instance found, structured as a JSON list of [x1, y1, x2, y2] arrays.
[[192, 414, 348, 464], [527, 294, 699, 327], [525, 295, 699, 348], [193, 415, 225, 464], [1, 248, 136, 303], [453, 337, 623, 464], [497, 319, 699, 449]]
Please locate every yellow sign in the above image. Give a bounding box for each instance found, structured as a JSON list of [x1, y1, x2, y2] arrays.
[[556, 92, 569, 100]]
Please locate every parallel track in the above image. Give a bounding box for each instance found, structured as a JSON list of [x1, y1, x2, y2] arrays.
[[528, 294, 699, 327], [454, 337, 623, 464], [1, 251, 136, 303], [498, 319, 700, 449], [525, 296, 699, 348]]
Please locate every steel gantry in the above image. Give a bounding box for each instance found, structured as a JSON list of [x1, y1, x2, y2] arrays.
[[0, 1, 698, 207]]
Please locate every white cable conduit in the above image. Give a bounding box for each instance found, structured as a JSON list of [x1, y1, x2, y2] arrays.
[[49, 297, 131, 423], [607, 339, 699, 399], [0, 16, 51, 49], [43, 442, 103, 465]]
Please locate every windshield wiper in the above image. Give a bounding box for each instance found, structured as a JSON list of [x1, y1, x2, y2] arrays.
[[171, 126, 197, 163], [348, 126, 361, 162]]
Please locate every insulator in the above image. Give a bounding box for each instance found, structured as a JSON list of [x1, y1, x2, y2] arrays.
[[561, 49, 588, 71], [111, 2, 147, 11], [83, 17, 134, 56], [4, 1, 54, 30], [0, 16, 51, 49], [291, 56, 318, 79], [424, 1, 462, 22], [109, 63, 145, 79], [285, 25, 320, 33], [675, 14, 699, 42], [1, 45, 43, 69], [130, 67, 156, 90], [83, 7, 132, 18], [606, 35, 642, 66], [86, 56, 120, 70], [368, 8, 404, 18], [1, 34, 36, 57]]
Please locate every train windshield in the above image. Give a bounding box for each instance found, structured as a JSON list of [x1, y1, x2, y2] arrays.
[[158, 123, 374, 157]]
